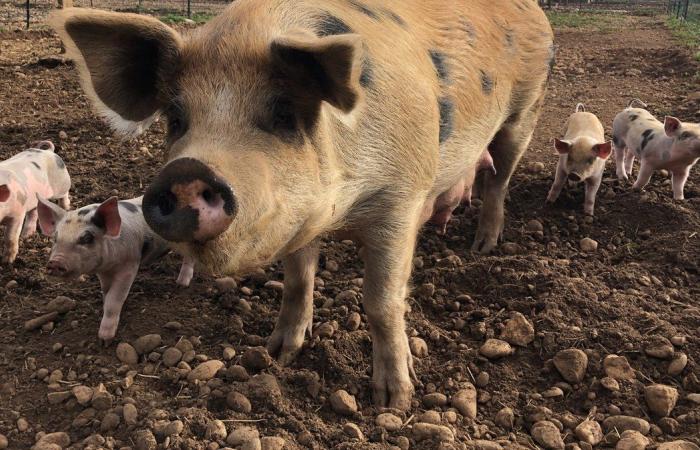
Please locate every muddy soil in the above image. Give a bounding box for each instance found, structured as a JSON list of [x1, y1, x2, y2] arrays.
[[0, 13, 699, 450]]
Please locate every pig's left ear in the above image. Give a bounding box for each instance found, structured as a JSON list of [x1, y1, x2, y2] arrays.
[[664, 116, 682, 137], [0, 185, 10, 202], [37, 196, 66, 235], [270, 33, 362, 113], [553, 138, 571, 154], [93, 197, 122, 238], [593, 141, 613, 159]]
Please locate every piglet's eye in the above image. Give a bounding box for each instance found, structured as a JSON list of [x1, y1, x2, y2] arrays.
[[77, 231, 95, 246], [680, 131, 693, 140]]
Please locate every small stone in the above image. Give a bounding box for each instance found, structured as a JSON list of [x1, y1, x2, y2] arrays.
[[603, 354, 635, 380], [658, 417, 681, 435], [134, 429, 157, 450], [227, 365, 250, 382], [479, 339, 513, 359], [657, 441, 700, 450], [526, 219, 544, 232], [164, 321, 182, 330], [101, 412, 120, 432], [419, 410, 442, 424], [615, 430, 649, 450], [668, 353, 688, 376], [531, 421, 565, 450], [91, 384, 113, 410], [346, 312, 361, 331], [133, 334, 162, 355], [542, 387, 564, 398], [35, 432, 70, 448], [687, 393, 700, 404], [47, 390, 71, 404], [500, 312, 535, 346], [343, 423, 364, 440], [264, 280, 284, 292], [409, 337, 429, 357], [575, 420, 603, 446], [644, 336, 674, 359], [16, 418, 28, 432], [227, 391, 252, 413], [162, 347, 183, 367], [0, 434, 7, 449], [451, 384, 477, 419], [223, 346, 236, 361], [423, 392, 448, 408], [670, 336, 686, 346], [165, 420, 184, 436], [501, 242, 521, 255], [579, 238, 598, 252], [260, 436, 286, 450], [600, 377, 620, 391], [495, 407, 514, 430], [603, 416, 650, 434], [24, 312, 59, 331], [475, 371, 490, 388], [123, 403, 138, 426], [215, 277, 237, 292], [416, 283, 435, 297], [412, 423, 454, 442], [644, 384, 678, 417], [116, 342, 139, 365], [329, 390, 357, 416], [376, 413, 403, 431], [241, 347, 273, 371], [187, 360, 224, 382], [226, 427, 260, 446], [313, 322, 335, 338], [206, 419, 228, 441], [529, 162, 545, 173], [553, 348, 588, 383], [46, 296, 76, 313], [58, 131, 68, 140]]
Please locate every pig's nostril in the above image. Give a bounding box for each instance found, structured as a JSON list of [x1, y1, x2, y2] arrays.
[[201, 188, 215, 205], [157, 191, 178, 217]]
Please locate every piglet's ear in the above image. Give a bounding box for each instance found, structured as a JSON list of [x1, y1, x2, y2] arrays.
[[593, 141, 613, 159], [93, 197, 122, 238], [554, 138, 571, 154], [37, 196, 66, 235], [664, 116, 682, 137], [0, 185, 10, 202]]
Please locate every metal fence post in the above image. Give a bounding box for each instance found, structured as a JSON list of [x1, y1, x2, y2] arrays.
[[25, 0, 29, 29], [188, 0, 191, 18]]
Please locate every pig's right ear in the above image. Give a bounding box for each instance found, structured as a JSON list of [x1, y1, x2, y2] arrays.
[[48, 9, 182, 137], [0, 185, 10, 202], [664, 116, 682, 137], [553, 138, 571, 154], [270, 33, 362, 113], [93, 197, 122, 238], [37, 196, 66, 235]]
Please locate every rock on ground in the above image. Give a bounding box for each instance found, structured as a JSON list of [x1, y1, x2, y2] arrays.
[[451, 384, 477, 419], [553, 348, 588, 383], [644, 384, 679, 417], [329, 390, 357, 416], [531, 421, 565, 450]]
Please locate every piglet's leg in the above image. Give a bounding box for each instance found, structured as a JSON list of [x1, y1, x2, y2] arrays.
[[58, 194, 70, 210], [267, 243, 319, 366], [614, 145, 628, 180], [632, 161, 654, 191], [2, 218, 23, 264], [624, 151, 636, 178], [671, 167, 690, 200], [176, 256, 195, 287], [584, 175, 603, 216], [97, 265, 139, 342], [21, 208, 38, 238], [546, 165, 567, 205]]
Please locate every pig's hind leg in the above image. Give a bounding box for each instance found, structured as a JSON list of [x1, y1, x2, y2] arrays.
[[2, 217, 23, 264], [267, 243, 319, 366], [97, 266, 139, 343], [21, 208, 38, 238], [624, 150, 636, 178], [671, 166, 690, 200]]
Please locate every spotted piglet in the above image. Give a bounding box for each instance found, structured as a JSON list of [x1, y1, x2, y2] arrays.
[[612, 101, 700, 199], [37, 196, 194, 341], [0, 141, 71, 263], [546, 104, 612, 216]]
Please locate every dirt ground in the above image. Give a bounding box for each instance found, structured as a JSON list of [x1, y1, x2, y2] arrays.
[[0, 11, 699, 450]]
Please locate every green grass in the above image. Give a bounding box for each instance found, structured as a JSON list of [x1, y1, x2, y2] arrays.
[[159, 12, 215, 25], [546, 11, 626, 31], [667, 17, 700, 60]]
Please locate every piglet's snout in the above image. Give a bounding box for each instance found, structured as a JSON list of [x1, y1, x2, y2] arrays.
[[47, 258, 68, 276], [143, 158, 237, 243]]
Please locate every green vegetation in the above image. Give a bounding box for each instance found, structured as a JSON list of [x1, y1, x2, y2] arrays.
[[159, 12, 215, 25], [545, 11, 627, 31], [667, 17, 700, 60]]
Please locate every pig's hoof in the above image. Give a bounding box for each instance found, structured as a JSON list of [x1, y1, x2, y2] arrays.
[[267, 318, 312, 366], [471, 232, 499, 254], [372, 358, 415, 410], [100, 337, 114, 348]]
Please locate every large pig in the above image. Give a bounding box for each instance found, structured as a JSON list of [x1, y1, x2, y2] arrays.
[[51, 1, 553, 408], [0, 140, 70, 263], [612, 101, 700, 199], [37, 196, 195, 341]]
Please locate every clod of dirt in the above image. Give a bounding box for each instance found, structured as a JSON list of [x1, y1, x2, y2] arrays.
[[187, 360, 224, 382], [423, 392, 448, 408], [658, 441, 700, 450], [668, 354, 688, 376], [495, 407, 514, 430], [553, 349, 588, 383], [226, 426, 260, 446], [0, 434, 7, 450], [205, 419, 228, 440], [579, 238, 598, 253], [261, 436, 286, 450], [603, 355, 636, 380], [644, 384, 679, 417], [91, 384, 113, 410], [616, 430, 650, 450], [345, 312, 361, 331], [479, 339, 513, 359], [659, 417, 681, 435], [133, 334, 162, 355], [313, 322, 335, 338], [34, 432, 70, 449], [134, 429, 157, 450], [531, 420, 565, 450], [70, 385, 92, 405], [475, 371, 490, 388], [215, 277, 237, 292], [376, 413, 402, 431], [227, 391, 252, 413], [450, 384, 477, 419], [644, 336, 675, 359], [227, 365, 250, 382], [123, 403, 138, 426], [101, 412, 120, 432], [409, 337, 429, 357], [223, 346, 236, 361], [47, 391, 71, 404], [329, 390, 357, 416], [500, 312, 535, 346], [343, 423, 364, 440], [116, 342, 138, 366], [575, 420, 603, 446], [412, 423, 454, 442], [528, 162, 545, 173], [526, 219, 544, 232], [603, 416, 650, 434], [162, 347, 183, 366], [45, 296, 76, 313], [501, 242, 522, 255], [241, 347, 273, 371], [24, 312, 59, 331]]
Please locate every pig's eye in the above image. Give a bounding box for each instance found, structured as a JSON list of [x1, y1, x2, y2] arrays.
[[77, 231, 95, 246], [680, 131, 694, 140], [257, 96, 301, 139], [164, 105, 188, 142]]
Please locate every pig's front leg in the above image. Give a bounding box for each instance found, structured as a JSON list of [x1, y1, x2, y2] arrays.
[[58, 194, 70, 210], [671, 167, 690, 200], [97, 265, 139, 342], [624, 151, 636, 178], [546, 164, 568, 205], [632, 160, 654, 192], [583, 174, 603, 216], [2, 217, 23, 264], [21, 208, 38, 238], [267, 243, 319, 366], [176, 256, 195, 287], [614, 145, 628, 180]]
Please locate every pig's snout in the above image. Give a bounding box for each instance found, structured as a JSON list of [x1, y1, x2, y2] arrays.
[[143, 158, 237, 243], [568, 173, 582, 182], [47, 258, 68, 276]]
